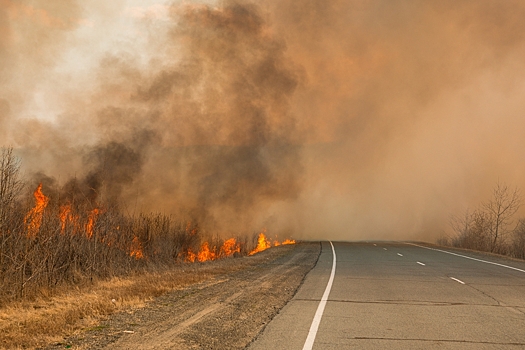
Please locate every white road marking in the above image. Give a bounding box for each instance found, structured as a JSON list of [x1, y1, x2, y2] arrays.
[[450, 277, 465, 284], [397, 253, 403, 257], [373, 244, 377, 246], [383, 248, 387, 251], [407, 243, 525, 274], [417, 261, 426, 266], [303, 241, 337, 350]]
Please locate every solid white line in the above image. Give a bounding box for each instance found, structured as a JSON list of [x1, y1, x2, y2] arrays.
[[407, 243, 525, 273], [302, 241, 337, 350], [417, 261, 426, 266], [397, 253, 403, 257], [450, 277, 465, 284]]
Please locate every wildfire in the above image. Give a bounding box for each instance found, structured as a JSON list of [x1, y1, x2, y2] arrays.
[[23, 184, 293, 263], [24, 183, 49, 238], [249, 231, 296, 255], [130, 236, 144, 259], [186, 221, 199, 235], [59, 204, 71, 234], [85, 208, 100, 238], [249, 231, 270, 255], [197, 241, 217, 262], [184, 237, 241, 262], [220, 238, 241, 257], [186, 248, 197, 263]]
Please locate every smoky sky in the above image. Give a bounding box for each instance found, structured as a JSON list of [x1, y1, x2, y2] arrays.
[[2, 0, 525, 240]]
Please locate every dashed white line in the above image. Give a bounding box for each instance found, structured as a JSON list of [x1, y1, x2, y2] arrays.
[[450, 277, 465, 284], [302, 241, 336, 350], [397, 253, 403, 257], [407, 243, 525, 274], [416, 261, 426, 266], [383, 248, 387, 251]]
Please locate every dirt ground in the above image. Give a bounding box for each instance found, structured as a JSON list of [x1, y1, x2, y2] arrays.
[[43, 242, 320, 350]]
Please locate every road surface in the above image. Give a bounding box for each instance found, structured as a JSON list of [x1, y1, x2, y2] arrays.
[[249, 241, 525, 349]]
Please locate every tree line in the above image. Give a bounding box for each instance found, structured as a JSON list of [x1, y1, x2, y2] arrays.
[[441, 182, 525, 259]]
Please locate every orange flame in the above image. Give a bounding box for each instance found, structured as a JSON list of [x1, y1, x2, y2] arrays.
[[185, 221, 198, 235], [197, 242, 217, 262], [59, 204, 70, 234], [130, 236, 144, 259], [220, 238, 241, 257], [85, 208, 100, 238], [58, 203, 79, 234], [24, 183, 49, 238], [185, 248, 197, 263], [249, 231, 270, 255], [282, 239, 296, 245]]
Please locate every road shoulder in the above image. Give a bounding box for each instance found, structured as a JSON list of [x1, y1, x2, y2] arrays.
[[46, 242, 320, 350]]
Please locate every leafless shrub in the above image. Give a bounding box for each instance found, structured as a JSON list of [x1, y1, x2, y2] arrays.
[[511, 218, 525, 259], [0, 151, 291, 305], [450, 209, 492, 251], [0, 183, 250, 303], [0, 147, 23, 229], [436, 235, 450, 246], [447, 182, 522, 258]]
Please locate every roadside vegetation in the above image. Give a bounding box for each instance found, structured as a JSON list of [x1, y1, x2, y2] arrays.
[[0, 146, 239, 302], [0, 146, 295, 348], [440, 181, 525, 260]]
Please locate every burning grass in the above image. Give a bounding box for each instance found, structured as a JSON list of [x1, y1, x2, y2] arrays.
[[0, 178, 296, 347], [0, 149, 296, 348], [0, 182, 294, 302]]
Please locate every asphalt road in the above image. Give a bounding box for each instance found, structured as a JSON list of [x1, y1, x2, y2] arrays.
[[248, 241, 525, 349]]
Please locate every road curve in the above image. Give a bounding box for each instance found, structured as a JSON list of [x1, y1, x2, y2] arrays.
[[248, 241, 525, 349]]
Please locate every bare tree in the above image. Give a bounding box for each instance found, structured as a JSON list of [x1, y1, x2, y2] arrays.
[[0, 147, 23, 229], [482, 182, 521, 253]]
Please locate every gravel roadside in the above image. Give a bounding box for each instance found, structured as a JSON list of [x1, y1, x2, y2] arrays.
[[45, 242, 320, 349]]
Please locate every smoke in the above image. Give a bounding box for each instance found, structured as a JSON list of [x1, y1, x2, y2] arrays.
[[3, 0, 525, 241], [265, 0, 525, 240]]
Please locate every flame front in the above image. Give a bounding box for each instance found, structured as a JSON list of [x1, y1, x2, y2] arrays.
[[59, 204, 71, 234], [249, 231, 270, 255], [186, 248, 197, 263], [24, 183, 49, 238], [130, 236, 144, 259], [85, 208, 100, 238], [249, 230, 296, 255], [220, 238, 240, 257], [197, 242, 217, 262]]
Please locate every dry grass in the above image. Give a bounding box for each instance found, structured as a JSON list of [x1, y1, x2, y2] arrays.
[[0, 147, 291, 349], [0, 257, 253, 349]]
